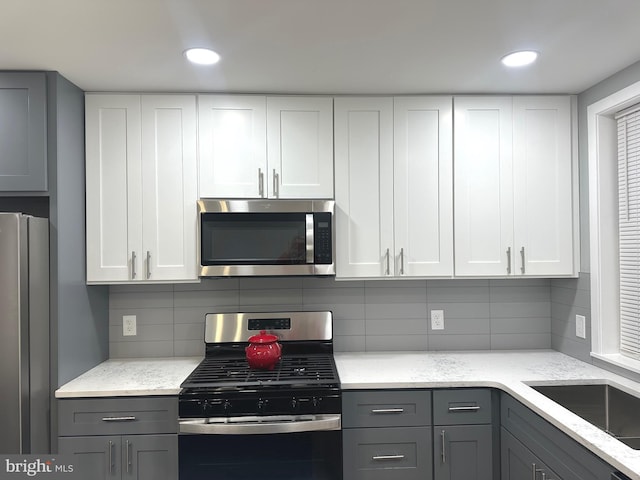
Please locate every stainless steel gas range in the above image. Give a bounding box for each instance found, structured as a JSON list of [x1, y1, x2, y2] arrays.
[[178, 311, 342, 480]]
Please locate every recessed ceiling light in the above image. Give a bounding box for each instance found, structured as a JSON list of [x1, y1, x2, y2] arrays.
[[184, 48, 220, 65], [501, 50, 539, 67]]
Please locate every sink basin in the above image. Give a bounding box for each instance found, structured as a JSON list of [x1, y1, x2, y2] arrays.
[[532, 384, 640, 449]]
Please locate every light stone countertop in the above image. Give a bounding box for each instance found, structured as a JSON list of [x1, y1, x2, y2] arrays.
[[54, 350, 640, 478], [54, 356, 202, 398]]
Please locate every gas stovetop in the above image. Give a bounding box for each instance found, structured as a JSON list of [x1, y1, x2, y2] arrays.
[[181, 353, 339, 390], [179, 311, 341, 418]]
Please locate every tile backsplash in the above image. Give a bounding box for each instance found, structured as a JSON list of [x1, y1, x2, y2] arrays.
[[109, 277, 552, 358], [550, 272, 591, 362]]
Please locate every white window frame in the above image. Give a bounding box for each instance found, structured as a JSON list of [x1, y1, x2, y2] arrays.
[[588, 79, 640, 373]]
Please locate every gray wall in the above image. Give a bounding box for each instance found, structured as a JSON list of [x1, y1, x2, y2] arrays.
[[549, 59, 640, 364], [109, 277, 552, 357]]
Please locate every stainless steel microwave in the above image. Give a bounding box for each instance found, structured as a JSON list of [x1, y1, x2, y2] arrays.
[[198, 199, 334, 277]]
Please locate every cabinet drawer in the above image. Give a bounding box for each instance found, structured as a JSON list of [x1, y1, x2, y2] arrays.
[[343, 426, 432, 480], [433, 388, 492, 425], [58, 397, 178, 436], [342, 390, 431, 428]]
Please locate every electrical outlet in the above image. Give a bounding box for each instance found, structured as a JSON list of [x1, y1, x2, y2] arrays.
[[431, 310, 445, 330], [123, 315, 137, 336], [575, 314, 586, 339]]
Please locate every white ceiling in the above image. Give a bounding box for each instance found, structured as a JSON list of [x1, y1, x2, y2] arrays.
[[2, 0, 640, 95]]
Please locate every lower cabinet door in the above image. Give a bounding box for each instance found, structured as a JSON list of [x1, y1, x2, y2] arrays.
[[124, 434, 178, 480], [434, 424, 493, 480], [59, 435, 121, 479], [58, 434, 177, 480], [501, 428, 557, 480], [343, 426, 432, 480]]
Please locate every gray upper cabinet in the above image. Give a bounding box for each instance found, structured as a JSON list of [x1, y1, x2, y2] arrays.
[[0, 72, 47, 191]]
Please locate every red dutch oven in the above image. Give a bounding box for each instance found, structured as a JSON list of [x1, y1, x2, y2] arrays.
[[245, 330, 282, 370]]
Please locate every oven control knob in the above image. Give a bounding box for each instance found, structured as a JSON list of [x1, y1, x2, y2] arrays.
[[223, 400, 232, 413], [291, 398, 298, 411], [200, 399, 209, 414], [313, 397, 321, 410], [257, 398, 268, 413]]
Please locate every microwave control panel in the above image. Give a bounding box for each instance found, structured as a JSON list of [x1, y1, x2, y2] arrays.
[[314, 212, 333, 264]]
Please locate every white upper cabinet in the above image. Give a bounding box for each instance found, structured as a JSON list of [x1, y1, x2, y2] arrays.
[[198, 95, 334, 199], [85, 94, 198, 283], [335, 96, 453, 279], [267, 96, 334, 199], [335, 97, 394, 278], [454, 95, 575, 277], [198, 95, 267, 198], [512, 96, 574, 275], [394, 97, 453, 277]]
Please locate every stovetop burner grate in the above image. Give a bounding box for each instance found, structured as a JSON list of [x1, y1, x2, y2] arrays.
[[181, 354, 338, 389]]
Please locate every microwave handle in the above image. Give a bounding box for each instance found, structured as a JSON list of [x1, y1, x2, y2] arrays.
[[306, 214, 314, 264]]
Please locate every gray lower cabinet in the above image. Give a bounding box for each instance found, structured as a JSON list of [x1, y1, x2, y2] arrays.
[[342, 390, 433, 480], [57, 396, 178, 480], [501, 427, 557, 480], [0, 72, 47, 191], [58, 434, 177, 480], [433, 389, 496, 480], [501, 393, 614, 480]]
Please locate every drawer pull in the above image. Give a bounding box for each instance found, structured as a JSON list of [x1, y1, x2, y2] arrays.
[[448, 406, 480, 412], [372, 454, 405, 461], [101, 416, 137, 422], [371, 408, 404, 414]]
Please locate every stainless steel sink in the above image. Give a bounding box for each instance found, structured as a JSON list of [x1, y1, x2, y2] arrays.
[[532, 384, 640, 449]]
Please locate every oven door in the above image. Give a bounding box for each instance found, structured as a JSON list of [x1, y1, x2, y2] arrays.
[[179, 415, 342, 480]]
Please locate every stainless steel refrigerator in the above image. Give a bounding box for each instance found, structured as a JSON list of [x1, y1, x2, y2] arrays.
[[0, 213, 50, 454]]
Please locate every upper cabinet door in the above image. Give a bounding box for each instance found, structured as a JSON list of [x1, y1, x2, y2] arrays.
[[0, 72, 47, 192], [454, 97, 514, 276], [198, 95, 267, 198], [394, 96, 453, 277], [512, 96, 574, 276], [266, 96, 334, 198], [85, 94, 143, 282], [335, 97, 394, 278], [141, 95, 198, 281]]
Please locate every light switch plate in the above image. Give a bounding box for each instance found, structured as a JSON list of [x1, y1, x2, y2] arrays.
[[123, 315, 137, 336], [576, 314, 586, 339], [431, 310, 445, 330]]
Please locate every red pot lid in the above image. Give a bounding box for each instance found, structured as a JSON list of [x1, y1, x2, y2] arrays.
[[248, 330, 279, 344]]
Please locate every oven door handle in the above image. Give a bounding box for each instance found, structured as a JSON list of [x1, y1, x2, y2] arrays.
[[179, 414, 341, 435]]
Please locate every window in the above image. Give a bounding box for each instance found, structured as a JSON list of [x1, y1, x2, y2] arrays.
[[617, 105, 640, 359], [588, 80, 640, 373]]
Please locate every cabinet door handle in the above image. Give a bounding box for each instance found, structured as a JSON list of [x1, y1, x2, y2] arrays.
[[520, 247, 526, 274], [371, 408, 404, 414], [372, 454, 405, 461], [273, 169, 279, 198], [532, 463, 543, 480], [441, 429, 446, 464], [258, 168, 264, 197], [399, 248, 405, 275], [131, 251, 137, 279], [101, 416, 137, 422], [126, 439, 131, 473], [146, 251, 151, 279], [108, 440, 114, 475], [507, 247, 512, 274], [448, 405, 480, 412], [385, 248, 390, 276]]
